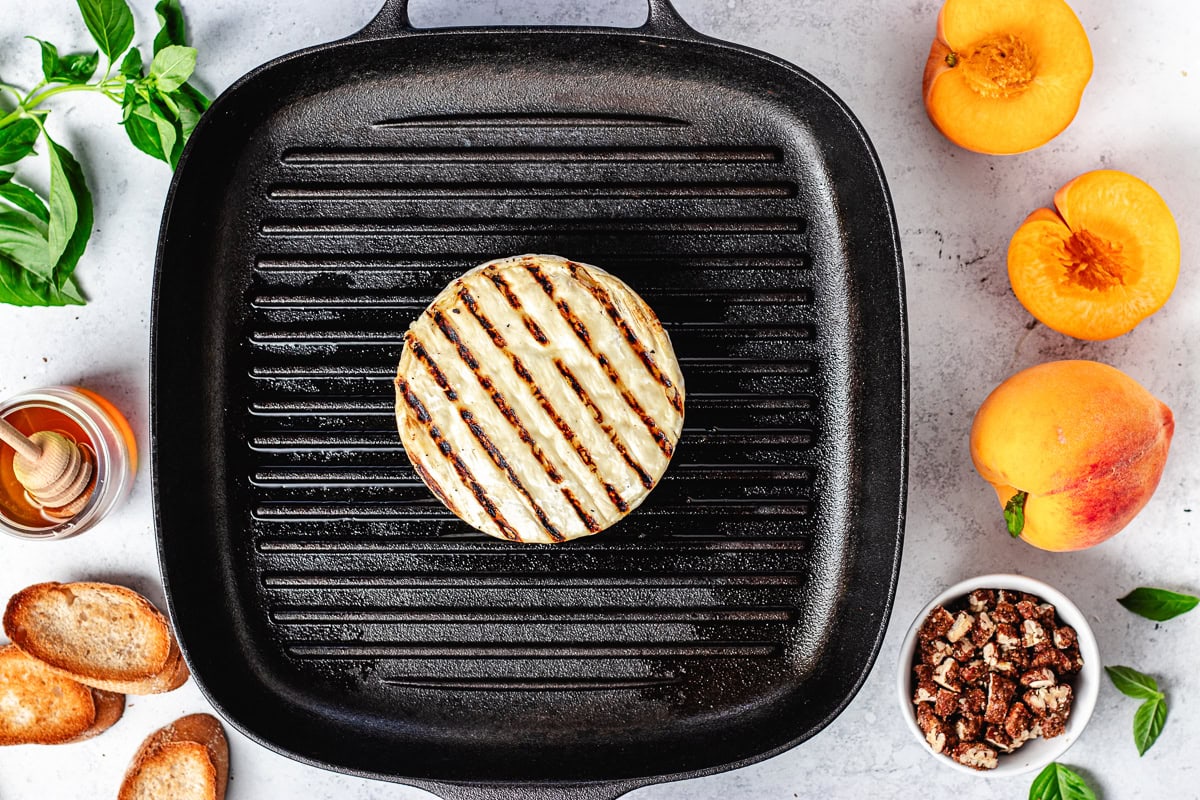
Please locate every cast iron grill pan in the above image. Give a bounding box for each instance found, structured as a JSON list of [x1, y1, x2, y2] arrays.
[[151, 2, 907, 797]]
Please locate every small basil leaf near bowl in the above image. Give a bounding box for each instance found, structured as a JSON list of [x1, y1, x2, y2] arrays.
[[1117, 586, 1198, 621], [896, 574, 1101, 778]]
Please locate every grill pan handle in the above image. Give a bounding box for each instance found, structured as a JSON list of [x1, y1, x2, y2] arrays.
[[356, 0, 700, 40], [421, 781, 645, 800]]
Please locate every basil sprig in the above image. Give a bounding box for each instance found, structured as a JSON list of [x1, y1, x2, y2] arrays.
[[0, 0, 208, 307], [1004, 490, 1028, 537], [1105, 665, 1168, 755], [1118, 586, 1198, 621], [1029, 762, 1097, 800]]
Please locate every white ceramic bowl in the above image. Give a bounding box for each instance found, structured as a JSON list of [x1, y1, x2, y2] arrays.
[[896, 574, 1100, 777]]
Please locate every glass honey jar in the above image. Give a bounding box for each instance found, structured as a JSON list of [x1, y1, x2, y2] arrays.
[[0, 385, 137, 540]]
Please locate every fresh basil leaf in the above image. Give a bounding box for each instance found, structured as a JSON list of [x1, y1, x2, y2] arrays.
[[1004, 490, 1028, 537], [1133, 695, 1168, 756], [122, 99, 171, 162], [75, 0, 135, 59], [1029, 762, 1097, 800], [1118, 587, 1199, 621], [56, 274, 86, 304], [0, 119, 41, 166], [0, 171, 9, 185], [0, 209, 51, 279], [173, 82, 209, 141], [0, 253, 54, 306], [1105, 665, 1162, 700], [44, 137, 92, 287], [0, 180, 51, 223], [150, 45, 197, 93], [26, 37, 98, 84], [119, 46, 144, 79], [153, 0, 187, 54]]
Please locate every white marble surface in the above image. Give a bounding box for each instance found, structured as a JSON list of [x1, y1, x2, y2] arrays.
[[1, 0, 1198, 797]]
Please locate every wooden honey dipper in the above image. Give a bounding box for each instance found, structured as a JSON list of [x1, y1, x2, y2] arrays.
[[0, 417, 95, 519]]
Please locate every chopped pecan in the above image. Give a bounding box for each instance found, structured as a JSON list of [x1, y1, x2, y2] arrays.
[[935, 688, 960, 718], [1022, 619, 1047, 648], [960, 660, 989, 685], [951, 637, 977, 662], [959, 686, 987, 715], [917, 704, 957, 754], [1053, 625, 1078, 650], [1016, 599, 1039, 620], [968, 589, 996, 613], [984, 674, 1017, 724], [995, 623, 1021, 649], [981, 642, 1015, 674], [1024, 684, 1073, 719], [970, 610, 997, 647], [991, 601, 1019, 624], [951, 742, 998, 771], [1031, 646, 1073, 674], [1019, 667, 1057, 689], [946, 611, 976, 643], [1004, 702, 1034, 741], [921, 638, 954, 666], [956, 713, 984, 743], [920, 606, 956, 642], [933, 657, 962, 691], [984, 725, 1016, 753]]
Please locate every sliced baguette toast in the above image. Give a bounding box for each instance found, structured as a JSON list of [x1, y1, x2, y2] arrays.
[[119, 713, 229, 800], [0, 644, 125, 745], [3, 581, 189, 695]]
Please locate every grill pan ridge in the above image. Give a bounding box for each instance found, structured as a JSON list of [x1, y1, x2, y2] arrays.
[[150, 1, 907, 797]]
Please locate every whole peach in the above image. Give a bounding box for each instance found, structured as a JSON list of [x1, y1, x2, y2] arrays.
[[970, 360, 1173, 551]]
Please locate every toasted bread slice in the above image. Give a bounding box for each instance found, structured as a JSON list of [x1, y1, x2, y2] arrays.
[[0, 644, 124, 745], [3, 581, 189, 695], [119, 713, 229, 800]]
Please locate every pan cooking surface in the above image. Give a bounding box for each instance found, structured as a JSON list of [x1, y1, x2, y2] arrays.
[[153, 16, 905, 791]]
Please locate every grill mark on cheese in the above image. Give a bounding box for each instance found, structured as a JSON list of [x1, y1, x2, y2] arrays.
[[554, 359, 655, 491], [460, 286, 629, 515], [405, 328, 566, 542], [488, 271, 549, 343], [417, 309, 563, 485], [526, 264, 675, 459], [568, 261, 685, 415], [560, 487, 602, 533], [395, 378, 520, 541], [459, 409, 565, 542], [408, 449, 461, 519]]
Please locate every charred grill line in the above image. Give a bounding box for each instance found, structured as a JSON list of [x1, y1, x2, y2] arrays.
[[414, 313, 563, 485], [463, 282, 631, 515], [394, 379, 519, 541], [568, 261, 685, 414], [554, 360, 655, 491], [527, 263, 674, 459], [488, 271, 549, 344]]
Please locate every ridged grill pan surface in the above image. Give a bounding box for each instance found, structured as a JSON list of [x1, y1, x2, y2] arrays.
[[151, 1, 907, 796]]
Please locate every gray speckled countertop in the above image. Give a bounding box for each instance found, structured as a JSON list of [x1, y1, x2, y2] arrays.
[[2, 1, 1198, 797]]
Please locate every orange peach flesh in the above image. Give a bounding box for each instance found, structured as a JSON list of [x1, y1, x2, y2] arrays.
[[923, 0, 1092, 154]]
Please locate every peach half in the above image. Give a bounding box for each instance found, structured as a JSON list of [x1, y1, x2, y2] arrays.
[[970, 360, 1173, 551], [923, 0, 1093, 154]]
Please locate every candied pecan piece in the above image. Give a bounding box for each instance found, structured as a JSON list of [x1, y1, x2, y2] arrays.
[[970, 610, 997, 647], [920, 606, 956, 642], [960, 660, 988, 685], [992, 601, 1019, 624], [946, 611, 976, 643], [1019, 667, 1057, 689], [997, 590, 1023, 605], [1031, 646, 1073, 674], [984, 725, 1016, 753], [935, 688, 960, 718], [956, 713, 984, 742], [922, 638, 954, 666], [952, 742, 998, 771], [984, 674, 1017, 724], [913, 664, 939, 704], [995, 622, 1021, 649], [1016, 599, 1040, 620], [1022, 619, 1047, 648], [933, 657, 962, 691], [982, 642, 1015, 674], [1053, 625, 1078, 650], [968, 589, 996, 613], [952, 637, 977, 662], [1025, 684, 1073, 719], [1004, 702, 1034, 741], [917, 704, 957, 754], [959, 686, 987, 715]]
